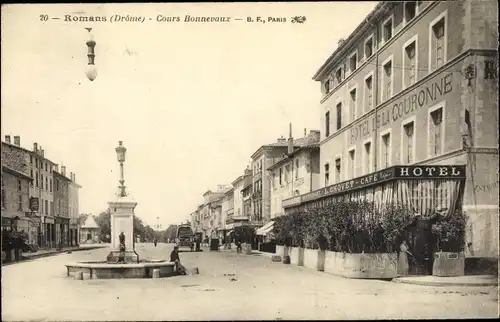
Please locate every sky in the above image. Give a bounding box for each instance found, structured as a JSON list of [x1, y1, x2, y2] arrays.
[[1, 2, 377, 228]]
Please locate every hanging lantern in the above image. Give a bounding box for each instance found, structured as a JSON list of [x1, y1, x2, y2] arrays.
[[85, 28, 97, 81]]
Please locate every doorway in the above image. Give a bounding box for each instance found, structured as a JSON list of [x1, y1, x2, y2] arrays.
[[404, 219, 435, 275]]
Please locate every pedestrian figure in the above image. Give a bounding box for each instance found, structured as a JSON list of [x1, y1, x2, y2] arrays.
[[153, 237, 158, 247], [170, 245, 187, 275], [235, 239, 242, 254], [398, 240, 412, 276]]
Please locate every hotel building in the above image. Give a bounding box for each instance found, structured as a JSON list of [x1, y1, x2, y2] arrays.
[[284, 0, 498, 274]]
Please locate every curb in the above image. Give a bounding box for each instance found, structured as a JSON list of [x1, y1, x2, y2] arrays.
[[393, 278, 499, 287], [2, 246, 107, 266]]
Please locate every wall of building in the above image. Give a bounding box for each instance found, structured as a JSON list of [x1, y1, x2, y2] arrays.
[[232, 180, 244, 218]]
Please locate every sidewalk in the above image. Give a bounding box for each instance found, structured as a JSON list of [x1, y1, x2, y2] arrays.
[[16, 244, 108, 262], [393, 275, 499, 287]]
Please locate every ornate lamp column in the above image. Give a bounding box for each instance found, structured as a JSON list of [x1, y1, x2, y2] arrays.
[[85, 28, 98, 81], [107, 141, 139, 264]]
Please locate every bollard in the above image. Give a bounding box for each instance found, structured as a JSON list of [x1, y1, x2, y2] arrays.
[[271, 255, 282, 262], [74, 271, 84, 280], [152, 269, 160, 279]]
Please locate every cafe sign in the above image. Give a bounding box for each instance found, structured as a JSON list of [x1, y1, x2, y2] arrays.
[[283, 165, 466, 208]]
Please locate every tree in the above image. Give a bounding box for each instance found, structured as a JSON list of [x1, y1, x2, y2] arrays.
[[95, 211, 111, 242]]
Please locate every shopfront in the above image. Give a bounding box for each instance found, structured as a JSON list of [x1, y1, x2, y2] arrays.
[[283, 165, 466, 275]]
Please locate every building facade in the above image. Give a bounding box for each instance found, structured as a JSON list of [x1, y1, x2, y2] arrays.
[[53, 168, 71, 247], [68, 172, 81, 246], [269, 129, 321, 218], [1, 166, 33, 237], [307, 1, 497, 260], [221, 187, 234, 232]]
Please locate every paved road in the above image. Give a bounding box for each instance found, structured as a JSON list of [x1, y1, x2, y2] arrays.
[[2, 243, 498, 321]]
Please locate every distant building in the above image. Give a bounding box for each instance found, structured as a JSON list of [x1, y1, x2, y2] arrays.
[[68, 172, 82, 246], [53, 167, 71, 247], [1, 166, 33, 240], [250, 128, 323, 226], [201, 189, 225, 240], [79, 214, 100, 244], [268, 127, 321, 218]]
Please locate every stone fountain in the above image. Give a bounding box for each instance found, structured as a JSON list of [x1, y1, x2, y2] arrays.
[[65, 141, 174, 279]]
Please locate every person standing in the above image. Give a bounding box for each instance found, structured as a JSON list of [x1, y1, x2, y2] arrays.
[[398, 240, 412, 276], [153, 237, 158, 247]]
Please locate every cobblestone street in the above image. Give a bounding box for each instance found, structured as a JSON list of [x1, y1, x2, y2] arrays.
[[2, 243, 498, 321]]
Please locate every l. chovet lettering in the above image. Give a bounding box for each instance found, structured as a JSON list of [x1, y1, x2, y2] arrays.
[[350, 73, 453, 144]]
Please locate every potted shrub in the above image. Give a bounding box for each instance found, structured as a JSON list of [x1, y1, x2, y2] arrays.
[[431, 209, 467, 277], [234, 225, 255, 255]]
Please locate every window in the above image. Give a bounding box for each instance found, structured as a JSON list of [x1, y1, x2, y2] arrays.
[[279, 167, 283, 186], [383, 17, 393, 43], [324, 163, 330, 186], [285, 165, 290, 183], [335, 67, 343, 84], [1, 182, 5, 209], [35, 159, 38, 169], [17, 179, 22, 192], [45, 163, 48, 171], [402, 120, 415, 164], [30, 155, 33, 164], [349, 87, 357, 122], [365, 36, 374, 59], [50, 201, 54, 215], [403, 37, 418, 88], [30, 170, 33, 186], [364, 74, 374, 112], [348, 149, 356, 179], [44, 200, 48, 215], [404, 1, 417, 23], [349, 52, 358, 73], [429, 106, 444, 156], [45, 177, 48, 190], [335, 158, 342, 183], [364, 140, 372, 174], [325, 111, 330, 137], [50, 179, 52, 192], [336, 102, 342, 130], [382, 58, 393, 101], [18, 194, 23, 211], [324, 79, 330, 94], [430, 13, 447, 72], [295, 159, 299, 179], [381, 132, 392, 168], [35, 171, 39, 187]]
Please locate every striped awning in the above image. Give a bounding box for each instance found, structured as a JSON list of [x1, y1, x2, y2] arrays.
[[256, 221, 275, 236]]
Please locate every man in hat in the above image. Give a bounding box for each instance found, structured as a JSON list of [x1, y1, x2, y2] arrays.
[[170, 245, 187, 275]]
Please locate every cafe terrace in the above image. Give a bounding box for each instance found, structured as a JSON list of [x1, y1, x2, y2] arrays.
[[282, 165, 466, 220]]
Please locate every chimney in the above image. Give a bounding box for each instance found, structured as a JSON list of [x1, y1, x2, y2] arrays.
[[70, 172, 74, 181], [61, 165, 66, 176], [287, 123, 294, 155], [33, 142, 38, 152], [41, 149, 45, 158], [73, 173, 76, 182], [5, 135, 11, 143], [54, 164, 59, 173], [13, 136, 20, 146], [277, 136, 286, 144], [338, 38, 345, 46], [304, 128, 307, 137]]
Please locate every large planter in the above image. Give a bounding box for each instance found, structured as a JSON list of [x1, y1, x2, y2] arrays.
[[432, 251, 465, 277], [243, 243, 253, 255], [303, 248, 326, 271], [276, 245, 284, 258], [289, 247, 305, 266], [324, 251, 398, 279]]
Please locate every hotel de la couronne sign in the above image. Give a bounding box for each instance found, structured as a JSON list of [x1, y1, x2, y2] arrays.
[[282, 165, 466, 208]]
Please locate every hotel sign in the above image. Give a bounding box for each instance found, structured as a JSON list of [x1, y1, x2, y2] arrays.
[[283, 165, 466, 208]]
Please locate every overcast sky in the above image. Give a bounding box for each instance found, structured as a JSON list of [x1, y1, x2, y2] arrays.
[[1, 2, 377, 228]]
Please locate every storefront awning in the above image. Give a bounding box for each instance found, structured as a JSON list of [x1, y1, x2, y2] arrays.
[[256, 221, 275, 236]]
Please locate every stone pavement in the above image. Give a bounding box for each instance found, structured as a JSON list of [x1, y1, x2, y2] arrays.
[[2, 243, 498, 321]]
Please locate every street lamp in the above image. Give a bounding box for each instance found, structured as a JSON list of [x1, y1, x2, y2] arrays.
[[115, 141, 127, 197], [85, 28, 97, 81]]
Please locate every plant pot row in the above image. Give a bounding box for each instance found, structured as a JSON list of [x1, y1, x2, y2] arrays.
[[275, 245, 465, 278]]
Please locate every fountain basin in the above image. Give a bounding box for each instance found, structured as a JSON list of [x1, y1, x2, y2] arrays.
[[65, 259, 176, 279]]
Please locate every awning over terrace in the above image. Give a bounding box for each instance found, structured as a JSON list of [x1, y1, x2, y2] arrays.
[[256, 221, 275, 236], [283, 165, 466, 221]]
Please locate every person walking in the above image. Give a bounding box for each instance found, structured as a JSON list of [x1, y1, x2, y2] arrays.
[[153, 237, 158, 247]]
